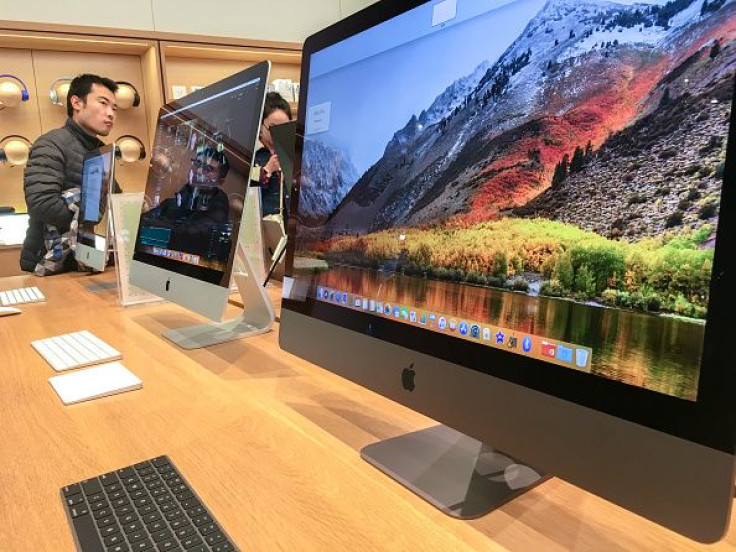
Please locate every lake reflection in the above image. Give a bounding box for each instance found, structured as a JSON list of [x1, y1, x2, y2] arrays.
[[313, 265, 703, 401]]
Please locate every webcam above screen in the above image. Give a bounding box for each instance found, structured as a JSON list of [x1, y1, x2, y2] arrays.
[[280, 0, 736, 541]]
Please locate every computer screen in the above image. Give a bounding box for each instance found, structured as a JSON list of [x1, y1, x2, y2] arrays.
[[281, 0, 736, 541], [130, 62, 270, 322], [78, 144, 115, 271]]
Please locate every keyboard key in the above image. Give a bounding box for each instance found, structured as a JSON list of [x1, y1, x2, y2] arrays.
[[90, 500, 109, 511], [165, 509, 184, 522], [192, 514, 212, 527], [169, 518, 190, 531], [180, 535, 203, 549], [108, 544, 130, 552], [117, 467, 137, 479], [70, 505, 89, 518], [87, 492, 105, 503], [175, 525, 196, 540], [151, 456, 170, 468], [205, 531, 226, 546], [104, 533, 126, 547], [198, 522, 218, 536], [186, 506, 205, 519], [147, 520, 167, 533], [155, 539, 180, 551], [123, 521, 144, 534], [131, 538, 154, 551], [160, 502, 177, 513], [66, 494, 84, 507], [94, 507, 113, 520], [143, 511, 162, 524], [128, 530, 148, 544], [134, 461, 151, 470], [96, 515, 116, 528], [138, 503, 156, 516], [114, 504, 134, 517], [212, 543, 234, 552], [82, 478, 103, 496], [181, 499, 200, 510], [118, 513, 139, 525], [100, 472, 120, 486], [100, 524, 121, 537], [109, 490, 126, 501], [62, 483, 82, 497], [152, 528, 173, 543]]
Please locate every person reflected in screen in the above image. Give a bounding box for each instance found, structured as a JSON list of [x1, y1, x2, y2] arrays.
[[251, 92, 292, 218], [145, 146, 231, 258]]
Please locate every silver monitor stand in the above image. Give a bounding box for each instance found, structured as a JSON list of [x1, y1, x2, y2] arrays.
[[162, 242, 275, 349]]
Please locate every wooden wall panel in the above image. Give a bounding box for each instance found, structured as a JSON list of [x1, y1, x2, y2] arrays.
[[0, 48, 43, 213], [163, 57, 300, 104], [31, 50, 152, 193]]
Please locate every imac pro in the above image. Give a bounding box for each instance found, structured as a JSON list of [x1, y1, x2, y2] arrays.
[[281, 0, 736, 541]]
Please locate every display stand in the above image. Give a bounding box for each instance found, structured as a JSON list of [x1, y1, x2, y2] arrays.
[[160, 188, 275, 349], [161, 241, 275, 349], [109, 193, 163, 306], [361, 424, 548, 519]]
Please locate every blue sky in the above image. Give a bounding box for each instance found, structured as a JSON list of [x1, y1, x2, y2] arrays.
[[305, 0, 547, 175]]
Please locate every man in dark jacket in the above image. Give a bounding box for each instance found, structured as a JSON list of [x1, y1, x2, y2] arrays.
[[20, 74, 119, 273], [142, 147, 231, 260]]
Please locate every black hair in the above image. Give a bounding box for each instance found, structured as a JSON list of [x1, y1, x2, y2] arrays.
[[66, 74, 118, 117], [262, 91, 292, 121], [195, 146, 230, 179]]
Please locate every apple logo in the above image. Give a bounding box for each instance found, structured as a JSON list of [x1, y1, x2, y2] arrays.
[[165, 279, 171, 292], [401, 363, 416, 392]]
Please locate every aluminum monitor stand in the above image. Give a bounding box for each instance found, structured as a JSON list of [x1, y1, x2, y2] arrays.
[[162, 243, 275, 349], [361, 424, 548, 519]]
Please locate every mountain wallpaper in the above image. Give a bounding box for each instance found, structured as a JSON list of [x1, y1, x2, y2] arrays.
[[297, 0, 736, 321]]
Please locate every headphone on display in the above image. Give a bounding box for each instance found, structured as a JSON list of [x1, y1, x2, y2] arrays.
[[49, 77, 74, 106], [115, 81, 141, 108], [115, 135, 147, 162], [0, 135, 33, 166], [0, 74, 30, 108]]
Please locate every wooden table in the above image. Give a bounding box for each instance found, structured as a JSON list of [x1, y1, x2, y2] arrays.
[[1, 270, 735, 551]]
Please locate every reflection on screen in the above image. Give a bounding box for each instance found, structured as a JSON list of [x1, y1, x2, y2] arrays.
[[78, 150, 112, 249], [295, 0, 736, 401], [134, 77, 262, 284]]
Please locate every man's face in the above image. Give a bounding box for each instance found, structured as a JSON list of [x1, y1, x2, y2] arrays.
[[70, 83, 117, 136], [190, 156, 223, 189]]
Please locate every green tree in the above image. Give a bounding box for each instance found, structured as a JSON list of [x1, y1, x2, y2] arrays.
[[553, 251, 574, 291], [574, 265, 597, 299]]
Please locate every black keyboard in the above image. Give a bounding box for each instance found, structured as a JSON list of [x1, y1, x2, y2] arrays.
[[61, 455, 238, 552]]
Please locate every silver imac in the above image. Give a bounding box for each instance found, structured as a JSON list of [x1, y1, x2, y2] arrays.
[[281, 0, 736, 542], [130, 61, 274, 348], [77, 144, 115, 271]]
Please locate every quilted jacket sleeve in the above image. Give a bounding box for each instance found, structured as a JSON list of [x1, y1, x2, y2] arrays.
[[23, 136, 74, 233]]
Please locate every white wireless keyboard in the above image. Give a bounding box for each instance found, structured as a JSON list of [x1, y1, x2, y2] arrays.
[[0, 286, 45, 306], [31, 330, 121, 372]]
